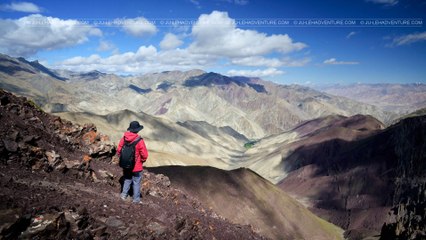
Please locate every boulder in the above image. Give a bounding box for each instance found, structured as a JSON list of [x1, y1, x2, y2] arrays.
[[20, 212, 68, 239], [0, 208, 31, 239], [45, 150, 61, 166], [105, 217, 124, 228], [0, 95, 10, 105], [2, 139, 18, 153]]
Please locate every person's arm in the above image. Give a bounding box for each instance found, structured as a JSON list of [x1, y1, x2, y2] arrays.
[[117, 137, 124, 156], [139, 139, 148, 162]]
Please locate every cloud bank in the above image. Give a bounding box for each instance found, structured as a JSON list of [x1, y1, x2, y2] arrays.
[[55, 11, 306, 77], [0, 14, 101, 56], [0, 2, 42, 13]]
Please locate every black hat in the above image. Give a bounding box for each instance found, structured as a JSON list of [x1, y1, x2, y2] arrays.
[[127, 121, 144, 133]]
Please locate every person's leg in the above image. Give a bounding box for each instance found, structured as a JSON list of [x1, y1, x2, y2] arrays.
[[121, 169, 132, 199], [132, 171, 142, 203]]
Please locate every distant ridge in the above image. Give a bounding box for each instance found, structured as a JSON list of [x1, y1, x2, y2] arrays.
[[317, 83, 426, 114], [0, 53, 400, 139]]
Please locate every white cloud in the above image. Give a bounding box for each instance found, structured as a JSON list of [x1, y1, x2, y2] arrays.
[[346, 31, 357, 39], [0, 14, 101, 56], [160, 33, 184, 50], [189, 11, 306, 58], [280, 57, 311, 67], [222, 0, 249, 5], [232, 57, 282, 68], [227, 68, 285, 77], [365, 0, 398, 6], [97, 40, 116, 52], [54, 11, 308, 77], [119, 17, 157, 37], [390, 32, 426, 46], [1, 2, 41, 13], [189, 0, 201, 8], [234, 0, 249, 5], [323, 58, 359, 65], [57, 45, 216, 73], [61, 54, 102, 65], [231, 56, 310, 67]]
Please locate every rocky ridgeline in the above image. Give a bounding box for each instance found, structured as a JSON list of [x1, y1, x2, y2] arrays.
[[0, 89, 264, 239], [380, 116, 426, 240], [381, 180, 426, 240], [0, 88, 115, 173]]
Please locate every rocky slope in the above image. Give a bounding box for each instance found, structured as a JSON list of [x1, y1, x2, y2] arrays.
[[275, 113, 426, 239], [0, 53, 397, 139], [236, 114, 384, 183], [0, 89, 267, 239], [149, 166, 343, 240]]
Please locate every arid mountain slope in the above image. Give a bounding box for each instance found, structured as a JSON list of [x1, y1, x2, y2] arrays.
[[239, 114, 384, 183], [317, 83, 426, 114], [0, 54, 397, 139], [56, 110, 248, 169], [56, 109, 391, 189], [277, 113, 426, 239], [149, 166, 343, 240]]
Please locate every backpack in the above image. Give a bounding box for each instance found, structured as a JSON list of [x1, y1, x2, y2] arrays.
[[119, 137, 142, 170]]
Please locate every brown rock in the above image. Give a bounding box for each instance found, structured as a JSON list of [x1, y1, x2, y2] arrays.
[[105, 217, 124, 228], [20, 212, 67, 239], [111, 155, 119, 165], [55, 162, 67, 172], [98, 170, 114, 180], [82, 155, 92, 164], [99, 134, 110, 142], [30, 147, 43, 156], [0, 95, 10, 105], [45, 150, 60, 165], [91, 225, 107, 237], [64, 159, 81, 169], [0, 208, 22, 234], [9, 130, 19, 141], [155, 174, 171, 187], [147, 221, 168, 237], [31, 161, 44, 170], [3, 139, 18, 152], [82, 130, 97, 145], [0, 208, 31, 239], [22, 135, 35, 144]]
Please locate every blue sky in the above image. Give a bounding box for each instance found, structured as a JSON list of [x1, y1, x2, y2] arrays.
[[0, 0, 425, 85]]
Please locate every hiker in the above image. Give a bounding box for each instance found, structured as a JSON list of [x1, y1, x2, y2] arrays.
[[117, 121, 148, 204]]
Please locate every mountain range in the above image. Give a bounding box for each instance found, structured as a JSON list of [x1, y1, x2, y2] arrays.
[[317, 83, 426, 115], [1, 53, 425, 239], [0, 53, 399, 139]]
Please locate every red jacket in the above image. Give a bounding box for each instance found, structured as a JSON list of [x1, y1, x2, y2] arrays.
[[117, 131, 148, 172]]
